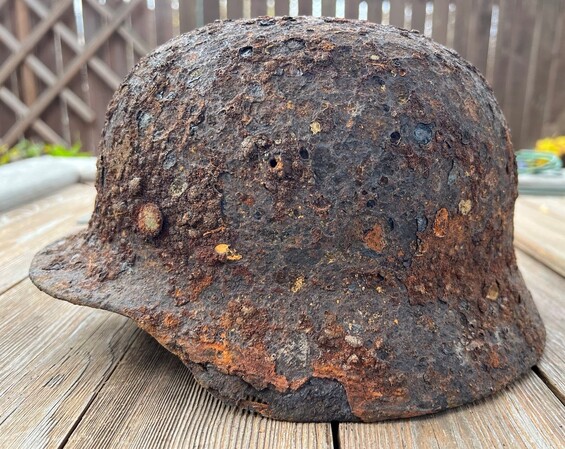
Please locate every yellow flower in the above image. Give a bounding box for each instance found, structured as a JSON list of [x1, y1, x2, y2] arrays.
[[535, 136, 565, 157]]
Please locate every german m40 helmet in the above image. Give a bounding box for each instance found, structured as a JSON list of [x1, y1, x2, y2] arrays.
[[31, 17, 545, 422]]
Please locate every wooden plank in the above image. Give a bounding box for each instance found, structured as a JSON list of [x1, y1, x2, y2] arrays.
[[453, 0, 471, 58], [389, 0, 405, 27], [104, 0, 131, 79], [432, 0, 450, 45], [517, 250, 565, 402], [502, 0, 535, 149], [0, 280, 138, 449], [0, 183, 95, 295], [63, 331, 333, 449], [321, 0, 336, 17], [340, 371, 565, 448], [179, 0, 197, 32], [250, 0, 267, 17], [514, 197, 565, 278], [2, 0, 144, 148], [367, 0, 381, 24], [299, 0, 312, 16], [492, 0, 516, 109], [519, 195, 565, 222], [227, 0, 244, 19], [203, 0, 219, 24], [411, 0, 426, 32], [521, 0, 561, 149], [0, 0, 72, 89], [344, 0, 359, 19]]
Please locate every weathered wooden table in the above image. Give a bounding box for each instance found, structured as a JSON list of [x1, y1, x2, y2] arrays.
[[1, 183, 563, 449]]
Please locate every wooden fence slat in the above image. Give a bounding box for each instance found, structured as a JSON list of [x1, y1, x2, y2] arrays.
[[275, 0, 289, 16], [155, 0, 174, 45], [521, 0, 562, 148], [13, 0, 37, 106], [389, 0, 405, 27], [179, 0, 197, 33], [104, 0, 131, 80], [542, 1, 565, 136], [453, 0, 471, 58], [0, 0, 72, 89], [503, 0, 536, 149], [227, 0, 244, 19], [1, 0, 145, 148], [250, 0, 267, 17], [344, 0, 358, 19], [0, 24, 95, 123], [367, 0, 381, 24], [321, 0, 335, 17], [542, 2, 565, 138], [492, 0, 516, 109], [203, 0, 219, 24], [432, 0, 450, 45], [299, 0, 312, 16], [466, 0, 493, 75], [411, 0, 426, 32]]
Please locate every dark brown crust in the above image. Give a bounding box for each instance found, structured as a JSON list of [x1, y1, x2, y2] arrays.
[[30, 17, 545, 422]]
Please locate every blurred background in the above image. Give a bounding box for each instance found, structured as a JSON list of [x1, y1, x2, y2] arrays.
[[0, 0, 564, 162]]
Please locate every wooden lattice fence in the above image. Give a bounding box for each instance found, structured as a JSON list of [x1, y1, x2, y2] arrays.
[[0, 0, 564, 153]]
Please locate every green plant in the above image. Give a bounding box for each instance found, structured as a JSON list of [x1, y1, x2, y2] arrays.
[[0, 139, 89, 165]]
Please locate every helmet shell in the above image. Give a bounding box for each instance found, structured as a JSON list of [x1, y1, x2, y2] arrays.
[[31, 17, 545, 422]]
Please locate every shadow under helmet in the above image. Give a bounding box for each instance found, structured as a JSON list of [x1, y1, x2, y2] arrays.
[[30, 17, 545, 422]]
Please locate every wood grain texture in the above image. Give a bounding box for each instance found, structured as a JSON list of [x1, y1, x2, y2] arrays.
[[0, 183, 95, 295], [518, 250, 565, 402], [64, 332, 333, 449], [514, 197, 565, 277], [0, 280, 138, 449], [339, 371, 565, 449]]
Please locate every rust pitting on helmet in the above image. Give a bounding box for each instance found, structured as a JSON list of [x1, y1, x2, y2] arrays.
[[363, 224, 386, 252], [29, 17, 545, 423], [433, 208, 449, 238]]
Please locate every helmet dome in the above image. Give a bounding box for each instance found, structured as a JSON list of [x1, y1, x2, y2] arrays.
[[31, 16, 545, 422]]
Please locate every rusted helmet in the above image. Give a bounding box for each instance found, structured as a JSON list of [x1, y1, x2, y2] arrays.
[[30, 17, 545, 422]]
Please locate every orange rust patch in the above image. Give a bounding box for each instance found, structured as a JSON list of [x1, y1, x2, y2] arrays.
[[488, 349, 501, 368], [162, 313, 181, 328], [363, 224, 386, 252], [433, 207, 449, 238]]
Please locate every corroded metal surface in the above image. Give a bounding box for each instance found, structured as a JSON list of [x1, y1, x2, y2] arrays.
[[30, 17, 545, 422]]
